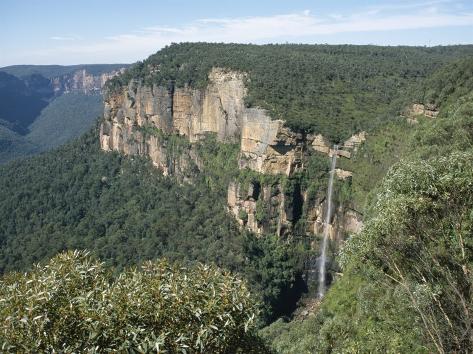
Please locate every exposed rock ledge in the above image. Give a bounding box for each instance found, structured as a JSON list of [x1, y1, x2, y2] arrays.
[[404, 103, 439, 124], [100, 68, 296, 175], [52, 68, 126, 95], [100, 67, 366, 177], [100, 67, 367, 238]]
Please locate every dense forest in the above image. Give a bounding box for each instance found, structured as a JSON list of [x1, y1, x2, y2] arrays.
[[1, 44, 473, 352], [0, 123, 305, 324], [109, 43, 473, 141], [261, 56, 473, 353], [0, 64, 128, 163]]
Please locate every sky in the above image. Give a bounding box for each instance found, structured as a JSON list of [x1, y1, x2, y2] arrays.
[[1, 0, 473, 66]]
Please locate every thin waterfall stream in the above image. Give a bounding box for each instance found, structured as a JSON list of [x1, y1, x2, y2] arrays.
[[317, 145, 338, 298]]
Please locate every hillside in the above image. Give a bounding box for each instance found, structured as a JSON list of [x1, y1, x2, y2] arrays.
[[0, 64, 129, 163], [108, 43, 473, 142], [1, 44, 473, 352], [261, 57, 473, 353], [0, 123, 303, 323]]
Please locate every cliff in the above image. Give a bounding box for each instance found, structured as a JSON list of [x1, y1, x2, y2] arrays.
[[100, 68, 306, 176], [100, 67, 365, 238], [51, 68, 126, 95]]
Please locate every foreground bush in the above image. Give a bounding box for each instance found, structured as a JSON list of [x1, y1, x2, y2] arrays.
[[0, 251, 263, 353], [341, 151, 473, 353]]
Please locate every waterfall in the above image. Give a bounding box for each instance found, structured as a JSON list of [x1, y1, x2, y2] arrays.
[[317, 145, 338, 298]]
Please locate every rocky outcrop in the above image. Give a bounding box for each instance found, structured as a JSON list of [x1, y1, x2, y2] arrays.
[[227, 180, 301, 237], [343, 131, 366, 151], [100, 66, 366, 236], [311, 134, 331, 154], [405, 103, 439, 123], [100, 67, 367, 175], [227, 175, 363, 237], [306, 197, 363, 243], [335, 168, 353, 180], [100, 68, 310, 176], [51, 68, 125, 95]]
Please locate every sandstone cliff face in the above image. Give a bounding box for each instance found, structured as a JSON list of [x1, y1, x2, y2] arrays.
[[100, 67, 365, 237], [100, 68, 309, 176], [227, 180, 300, 237], [51, 68, 126, 95], [405, 103, 440, 124], [227, 169, 363, 238]]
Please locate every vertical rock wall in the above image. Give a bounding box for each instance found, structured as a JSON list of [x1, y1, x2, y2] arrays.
[[100, 67, 365, 237]]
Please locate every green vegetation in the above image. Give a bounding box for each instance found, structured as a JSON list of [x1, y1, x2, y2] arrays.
[[338, 118, 414, 212], [0, 92, 103, 164], [0, 123, 304, 323], [27, 93, 103, 151], [263, 58, 473, 353], [108, 43, 473, 141], [2, 47, 473, 352], [0, 64, 129, 164], [0, 72, 51, 134], [0, 250, 265, 353], [0, 126, 37, 164], [261, 274, 426, 353]]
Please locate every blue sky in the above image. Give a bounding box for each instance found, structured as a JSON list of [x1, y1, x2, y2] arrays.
[[1, 0, 473, 66]]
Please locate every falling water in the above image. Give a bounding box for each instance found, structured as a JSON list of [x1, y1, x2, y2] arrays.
[[317, 145, 338, 298]]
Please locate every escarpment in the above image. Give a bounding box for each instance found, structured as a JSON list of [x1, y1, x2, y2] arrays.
[[51, 68, 126, 95], [100, 68, 300, 176], [100, 67, 365, 238]]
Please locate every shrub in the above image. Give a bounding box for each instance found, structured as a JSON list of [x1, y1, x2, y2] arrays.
[[0, 250, 263, 353]]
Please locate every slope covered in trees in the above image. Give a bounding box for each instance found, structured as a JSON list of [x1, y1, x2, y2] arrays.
[[262, 58, 473, 353], [108, 43, 473, 141], [0, 123, 305, 323], [0, 64, 128, 164], [2, 47, 473, 352]]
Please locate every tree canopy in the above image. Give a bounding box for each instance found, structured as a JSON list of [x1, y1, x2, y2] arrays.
[[108, 43, 473, 142], [0, 250, 265, 353]]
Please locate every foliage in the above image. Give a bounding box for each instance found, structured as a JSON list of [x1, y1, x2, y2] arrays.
[[261, 273, 427, 353], [263, 56, 473, 352], [418, 57, 473, 106], [0, 126, 37, 164], [0, 92, 103, 164], [0, 123, 304, 324], [26, 93, 103, 151], [0, 64, 129, 164], [0, 250, 265, 353], [0, 72, 51, 134], [244, 234, 306, 324], [341, 150, 473, 353], [4, 45, 473, 352], [107, 43, 473, 142], [338, 118, 414, 212]]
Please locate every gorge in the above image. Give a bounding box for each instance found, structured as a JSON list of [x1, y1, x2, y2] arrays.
[[2, 43, 473, 352], [99, 67, 364, 273]]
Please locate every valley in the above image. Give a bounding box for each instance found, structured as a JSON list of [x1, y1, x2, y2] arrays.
[[0, 64, 128, 163], [1, 43, 473, 352]]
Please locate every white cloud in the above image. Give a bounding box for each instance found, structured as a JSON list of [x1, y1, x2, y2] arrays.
[[20, 3, 473, 64], [50, 36, 82, 41]]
